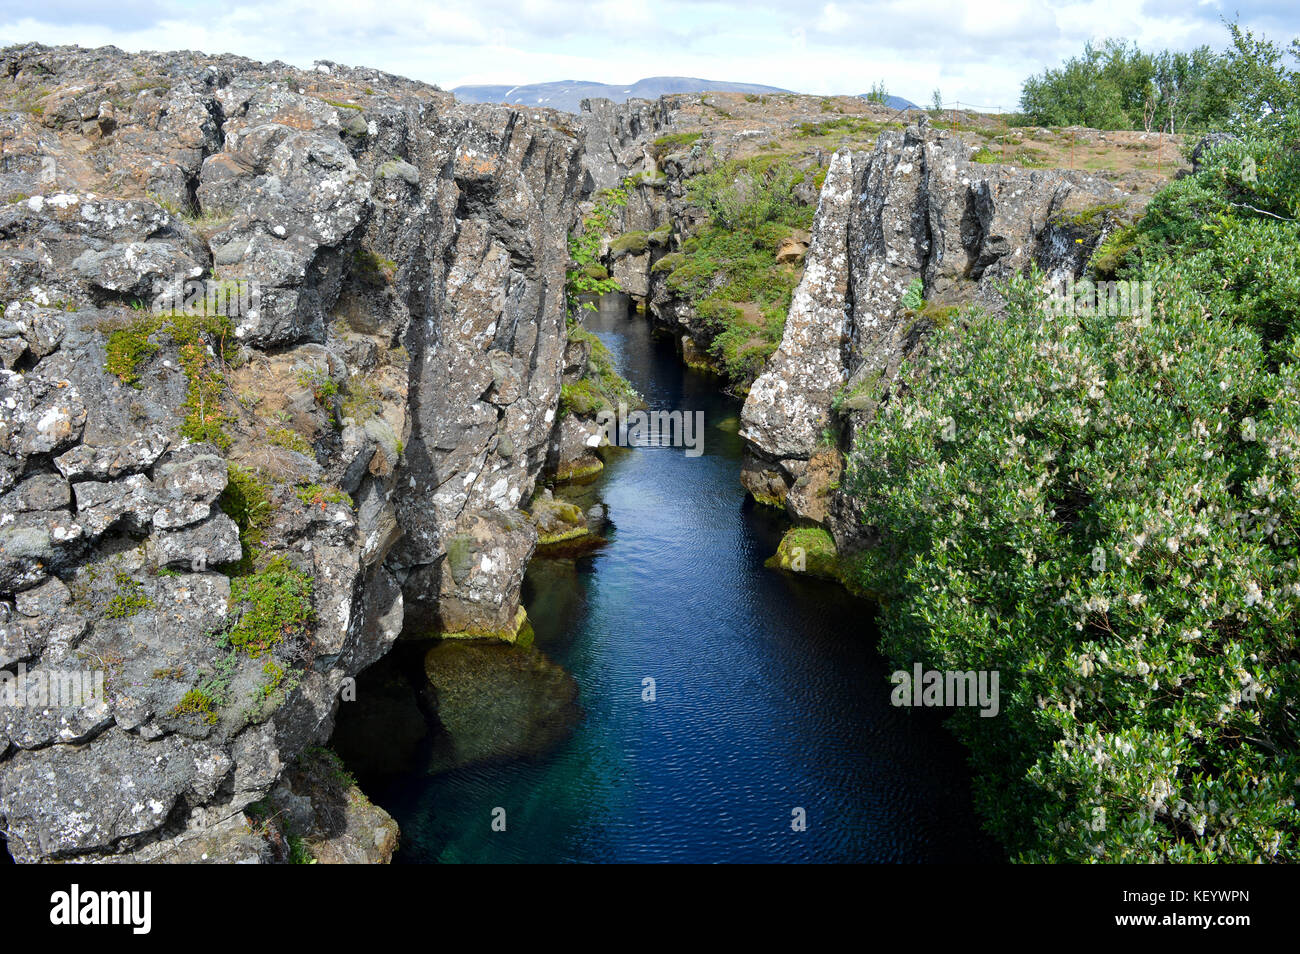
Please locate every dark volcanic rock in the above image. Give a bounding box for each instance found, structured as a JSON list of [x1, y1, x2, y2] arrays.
[[0, 42, 583, 863], [740, 117, 1145, 542]]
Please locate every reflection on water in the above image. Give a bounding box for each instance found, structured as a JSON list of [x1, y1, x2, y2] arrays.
[[334, 294, 999, 863]]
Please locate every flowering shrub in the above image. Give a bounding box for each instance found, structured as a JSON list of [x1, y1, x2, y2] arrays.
[[846, 135, 1300, 860]]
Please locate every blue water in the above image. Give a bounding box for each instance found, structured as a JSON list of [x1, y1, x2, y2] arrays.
[[339, 298, 998, 863]]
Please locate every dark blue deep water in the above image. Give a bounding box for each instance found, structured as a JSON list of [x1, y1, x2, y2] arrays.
[[337, 297, 998, 863]]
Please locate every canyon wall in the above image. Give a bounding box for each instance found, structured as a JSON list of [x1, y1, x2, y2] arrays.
[[739, 119, 1144, 558], [0, 43, 582, 862]]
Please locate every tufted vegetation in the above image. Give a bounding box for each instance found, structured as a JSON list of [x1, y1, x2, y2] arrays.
[[845, 118, 1300, 861]]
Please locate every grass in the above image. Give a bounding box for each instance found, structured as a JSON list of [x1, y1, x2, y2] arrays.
[[294, 483, 353, 509], [340, 376, 383, 422], [218, 465, 272, 574], [650, 131, 703, 164], [297, 367, 339, 407], [172, 687, 218, 725], [267, 426, 313, 455], [794, 116, 901, 139], [649, 155, 815, 390], [352, 247, 396, 286], [1051, 200, 1128, 230]]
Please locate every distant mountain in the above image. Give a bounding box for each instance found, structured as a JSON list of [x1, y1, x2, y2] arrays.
[[860, 93, 920, 111], [452, 76, 791, 114]]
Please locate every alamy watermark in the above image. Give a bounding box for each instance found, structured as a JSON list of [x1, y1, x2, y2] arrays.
[[891, 664, 1000, 717], [1045, 276, 1153, 318], [595, 402, 705, 458], [0, 665, 105, 708]]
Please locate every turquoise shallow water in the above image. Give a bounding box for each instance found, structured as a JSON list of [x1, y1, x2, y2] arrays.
[[336, 298, 998, 863]]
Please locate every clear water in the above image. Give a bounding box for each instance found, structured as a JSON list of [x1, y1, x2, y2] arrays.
[[339, 297, 998, 863]]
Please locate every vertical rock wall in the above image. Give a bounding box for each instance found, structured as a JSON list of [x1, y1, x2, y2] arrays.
[[0, 43, 581, 862]]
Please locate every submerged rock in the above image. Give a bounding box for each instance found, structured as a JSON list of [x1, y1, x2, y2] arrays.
[[765, 525, 843, 583], [423, 641, 580, 775], [528, 488, 589, 545]]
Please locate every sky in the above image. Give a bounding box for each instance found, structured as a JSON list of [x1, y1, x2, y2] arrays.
[[0, 0, 1296, 111]]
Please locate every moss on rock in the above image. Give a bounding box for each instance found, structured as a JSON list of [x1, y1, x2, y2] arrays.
[[436, 605, 533, 645], [765, 526, 841, 581]]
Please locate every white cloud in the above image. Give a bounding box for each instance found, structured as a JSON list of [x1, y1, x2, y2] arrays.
[[0, 0, 1292, 109]]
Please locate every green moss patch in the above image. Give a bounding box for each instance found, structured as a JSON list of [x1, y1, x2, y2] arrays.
[[610, 230, 649, 256], [560, 326, 642, 418], [102, 309, 237, 448], [765, 526, 841, 580], [104, 572, 154, 619], [650, 131, 703, 163], [226, 556, 314, 657], [436, 606, 533, 645]]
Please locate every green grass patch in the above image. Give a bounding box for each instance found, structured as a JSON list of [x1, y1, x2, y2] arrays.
[[172, 687, 218, 725], [352, 247, 397, 286], [104, 572, 153, 619], [294, 482, 353, 508], [649, 155, 815, 390], [103, 310, 237, 448], [795, 116, 901, 139], [218, 465, 272, 574], [650, 131, 703, 163], [227, 556, 314, 657], [267, 426, 313, 455]]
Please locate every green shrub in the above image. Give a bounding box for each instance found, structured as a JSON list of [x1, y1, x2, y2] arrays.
[[567, 185, 627, 316], [841, 56, 1300, 862], [227, 556, 314, 657], [846, 255, 1300, 861]]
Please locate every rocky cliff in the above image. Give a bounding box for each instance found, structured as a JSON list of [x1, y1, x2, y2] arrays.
[[0, 43, 584, 862], [739, 118, 1148, 560]]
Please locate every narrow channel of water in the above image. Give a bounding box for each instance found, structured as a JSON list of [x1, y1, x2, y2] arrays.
[[335, 295, 998, 863]]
